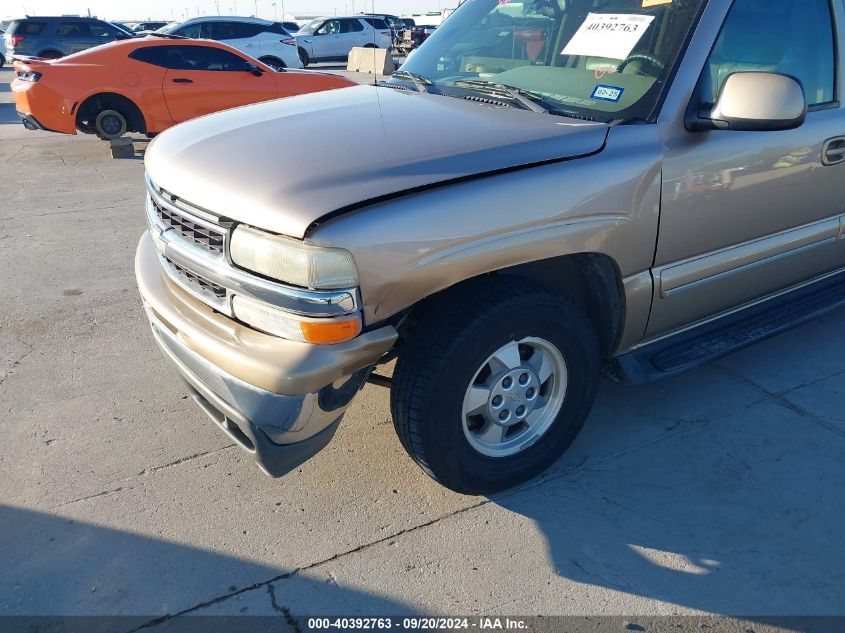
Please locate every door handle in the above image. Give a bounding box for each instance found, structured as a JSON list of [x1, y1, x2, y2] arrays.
[[171, 78, 193, 84], [822, 136, 845, 166]]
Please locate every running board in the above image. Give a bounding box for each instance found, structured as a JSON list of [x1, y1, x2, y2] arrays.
[[612, 271, 845, 385]]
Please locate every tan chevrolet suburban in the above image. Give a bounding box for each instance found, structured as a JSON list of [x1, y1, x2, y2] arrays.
[[136, 0, 845, 494]]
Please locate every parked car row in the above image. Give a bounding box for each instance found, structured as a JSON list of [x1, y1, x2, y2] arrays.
[[157, 17, 302, 70], [10, 37, 355, 139], [3, 14, 401, 71]]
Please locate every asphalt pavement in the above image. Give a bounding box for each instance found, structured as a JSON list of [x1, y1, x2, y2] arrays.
[[1, 65, 843, 629]]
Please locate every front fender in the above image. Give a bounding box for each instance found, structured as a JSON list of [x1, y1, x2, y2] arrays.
[[309, 125, 663, 326]]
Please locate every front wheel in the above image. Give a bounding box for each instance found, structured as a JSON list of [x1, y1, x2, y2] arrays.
[[391, 278, 600, 495]]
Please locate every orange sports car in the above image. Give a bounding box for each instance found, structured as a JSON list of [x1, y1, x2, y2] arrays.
[[12, 36, 356, 139]]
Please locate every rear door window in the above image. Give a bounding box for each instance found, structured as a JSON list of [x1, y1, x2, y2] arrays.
[[209, 22, 240, 39], [340, 19, 365, 33]]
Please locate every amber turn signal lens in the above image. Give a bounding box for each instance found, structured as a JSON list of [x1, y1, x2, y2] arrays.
[[300, 317, 361, 344]]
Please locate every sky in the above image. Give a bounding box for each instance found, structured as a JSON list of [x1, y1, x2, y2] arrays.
[[2, 0, 452, 22]]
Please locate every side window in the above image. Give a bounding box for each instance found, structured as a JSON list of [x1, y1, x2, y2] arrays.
[[341, 19, 365, 33], [90, 22, 117, 39], [210, 22, 241, 39], [317, 20, 340, 35], [56, 22, 91, 37], [178, 45, 247, 71], [238, 23, 262, 38], [129, 46, 171, 67], [705, 0, 835, 106], [178, 23, 203, 39], [13, 21, 47, 35]]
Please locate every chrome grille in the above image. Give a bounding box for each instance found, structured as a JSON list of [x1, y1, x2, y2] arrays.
[[153, 198, 226, 254], [166, 257, 227, 299]]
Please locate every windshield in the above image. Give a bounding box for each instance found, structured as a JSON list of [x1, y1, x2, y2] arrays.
[[156, 21, 181, 34], [397, 0, 705, 122]]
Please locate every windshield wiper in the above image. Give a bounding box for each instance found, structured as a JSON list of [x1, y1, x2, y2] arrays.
[[451, 79, 552, 113], [390, 70, 434, 93]]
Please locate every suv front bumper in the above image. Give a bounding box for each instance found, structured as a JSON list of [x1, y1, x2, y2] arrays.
[[135, 232, 397, 476]]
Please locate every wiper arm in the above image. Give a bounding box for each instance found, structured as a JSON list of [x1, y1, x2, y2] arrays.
[[390, 70, 433, 93], [452, 79, 552, 113]]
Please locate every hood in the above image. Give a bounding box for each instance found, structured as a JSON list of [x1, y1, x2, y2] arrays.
[[145, 85, 608, 239]]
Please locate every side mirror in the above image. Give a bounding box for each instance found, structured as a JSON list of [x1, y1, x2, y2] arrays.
[[688, 72, 806, 132], [244, 61, 264, 76]]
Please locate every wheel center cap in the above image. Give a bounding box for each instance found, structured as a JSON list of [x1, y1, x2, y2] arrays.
[[487, 367, 540, 426]]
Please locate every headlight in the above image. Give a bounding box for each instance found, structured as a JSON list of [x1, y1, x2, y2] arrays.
[[230, 225, 358, 290], [232, 294, 361, 344]]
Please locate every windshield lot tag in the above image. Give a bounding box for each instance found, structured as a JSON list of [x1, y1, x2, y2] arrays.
[[562, 13, 655, 60], [591, 84, 625, 102]]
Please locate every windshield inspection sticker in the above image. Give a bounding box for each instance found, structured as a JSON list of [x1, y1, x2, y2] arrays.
[[562, 13, 656, 60], [591, 84, 625, 102]]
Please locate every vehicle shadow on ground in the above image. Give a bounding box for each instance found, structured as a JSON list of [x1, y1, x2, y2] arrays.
[[493, 319, 845, 617], [0, 504, 415, 627]]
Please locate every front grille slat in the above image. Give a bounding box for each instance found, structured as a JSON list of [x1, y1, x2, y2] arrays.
[[166, 257, 227, 300], [153, 198, 226, 255]]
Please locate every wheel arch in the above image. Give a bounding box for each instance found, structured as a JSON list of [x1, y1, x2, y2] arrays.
[[76, 91, 147, 134], [258, 55, 285, 69], [395, 253, 626, 360]]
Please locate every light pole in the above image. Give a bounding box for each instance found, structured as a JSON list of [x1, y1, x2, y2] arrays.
[[254, 0, 258, 17]]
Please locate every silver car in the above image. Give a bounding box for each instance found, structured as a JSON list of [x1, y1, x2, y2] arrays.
[[294, 16, 393, 66]]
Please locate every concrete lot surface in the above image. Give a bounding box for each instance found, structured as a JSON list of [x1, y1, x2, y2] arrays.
[[1, 66, 843, 628]]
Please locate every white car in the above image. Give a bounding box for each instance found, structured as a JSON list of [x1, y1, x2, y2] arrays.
[[158, 17, 302, 70], [295, 16, 392, 67]]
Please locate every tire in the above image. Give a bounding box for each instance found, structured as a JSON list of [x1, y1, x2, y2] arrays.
[[259, 56, 285, 71], [391, 277, 600, 495], [39, 50, 63, 59], [94, 109, 127, 140], [298, 48, 309, 67], [0, 53, 5, 68]]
